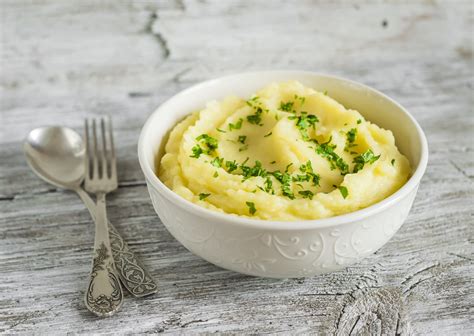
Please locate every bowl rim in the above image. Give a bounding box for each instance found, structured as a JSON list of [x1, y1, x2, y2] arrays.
[[138, 70, 428, 230]]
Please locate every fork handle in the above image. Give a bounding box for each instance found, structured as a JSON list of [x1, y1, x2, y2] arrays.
[[76, 188, 158, 297], [84, 192, 124, 317]]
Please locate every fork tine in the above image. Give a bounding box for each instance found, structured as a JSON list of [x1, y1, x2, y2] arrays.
[[84, 119, 90, 180], [92, 118, 99, 180], [108, 116, 117, 181], [100, 117, 108, 179]]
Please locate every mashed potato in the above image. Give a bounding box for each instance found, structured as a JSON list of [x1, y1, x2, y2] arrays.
[[158, 81, 411, 221]]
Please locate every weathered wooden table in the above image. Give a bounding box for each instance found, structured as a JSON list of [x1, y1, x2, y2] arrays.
[[1, 1, 473, 334]]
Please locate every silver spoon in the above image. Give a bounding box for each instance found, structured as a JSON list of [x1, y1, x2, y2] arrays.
[[24, 126, 158, 298]]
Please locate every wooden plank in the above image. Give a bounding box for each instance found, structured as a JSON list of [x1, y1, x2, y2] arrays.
[[0, 0, 473, 334]]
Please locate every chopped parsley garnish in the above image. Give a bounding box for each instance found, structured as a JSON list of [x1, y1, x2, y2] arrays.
[[210, 157, 224, 168], [238, 135, 247, 144], [297, 160, 320, 186], [357, 119, 362, 124], [352, 149, 380, 173], [391, 158, 395, 166], [225, 160, 238, 173], [289, 112, 319, 140], [247, 107, 263, 125], [239, 144, 249, 152], [298, 190, 314, 200], [213, 171, 218, 178], [264, 176, 274, 194], [272, 171, 294, 199], [346, 128, 357, 143], [228, 118, 243, 131], [280, 101, 294, 112], [344, 128, 358, 151], [294, 94, 306, 105], [195, 134, 218, 155], [246, 201, 257, 215], [241, 160, 267, 180], [264, 131, 272, 137], [198, 193, 210, 200], [246, 96, 260, 106], [314, 138, 349, 175], [270, 160, 276, 164], [190, 145, 204, 158], [323, 90, 328, 95], [285, 163, 293, 173], [293, 174, 311, 182], [216, 128, 226, 133], [337, 186, 348, 199]]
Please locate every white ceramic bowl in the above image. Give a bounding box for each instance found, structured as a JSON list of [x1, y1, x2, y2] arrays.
[[138, 71, 428, 278]]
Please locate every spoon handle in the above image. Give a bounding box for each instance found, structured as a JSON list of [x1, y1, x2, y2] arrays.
[[77, 188, 158, 297]]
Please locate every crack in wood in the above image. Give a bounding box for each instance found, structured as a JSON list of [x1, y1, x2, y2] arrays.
[[401, 263, 439, 285], [447, 252, 473, 261], [3, 302, 68, 332], [180, 319, 207, 328], [449, 159, 472, 180], [335, 288, 403, 336], [1, 181, 146, 201], [118, 180, 147, 188], [128, 91, 152, 98], [144, 11, 170, 59], [403, 276, 434, 295]]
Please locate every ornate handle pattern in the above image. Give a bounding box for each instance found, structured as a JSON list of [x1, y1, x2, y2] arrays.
[[108, 224, 158, 297], [85, 242, 123, 316], [84, 193, 123, 317], [77, 188, 158, 297]]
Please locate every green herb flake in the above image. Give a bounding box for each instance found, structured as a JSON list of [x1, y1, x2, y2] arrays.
[[391, 159, 395, 166], [285, 163, 293, 173], [337, 186, 349, 199], [298, 190, 314, 200], [264, 131, 273, 137], [216, 128, 226, 133], [241, 160, 267, 180], [225, 160, 238, 173], [246, 201, 257, 215], [196, 134, 218, 154], [314, 138, 349, 175], [238, 135, 247, 144], [228, 118, 243, 131], [213, 171, 218, 178], [272, 171, 295, 199], [352, 149, 381, 173], [210, 157, 224, 168], [270, 160, 276, 164], [323, 90, 328, 95], [190, 145, 204, 158], [247, 107, 263, 125], [357, 119, 362, 124], [297, 95, 306, 105], [246, 96, 260, 107], [297, 160, 321, 186], [198, 193, 210, 200], [344, 128, 358, 151], [279, 101, 294, 112], [239, 144, 249, 152], [289, 112, 319, 140], [264, 176, 274, 194]]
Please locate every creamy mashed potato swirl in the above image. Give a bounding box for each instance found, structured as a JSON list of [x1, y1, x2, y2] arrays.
[[158, 81, 411, 221]]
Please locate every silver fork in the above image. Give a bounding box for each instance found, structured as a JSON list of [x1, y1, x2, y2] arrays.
[[84, 117, 123, 317]]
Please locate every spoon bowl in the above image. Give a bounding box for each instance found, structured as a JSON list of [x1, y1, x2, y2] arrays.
[[24, 126, 85, 189]]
